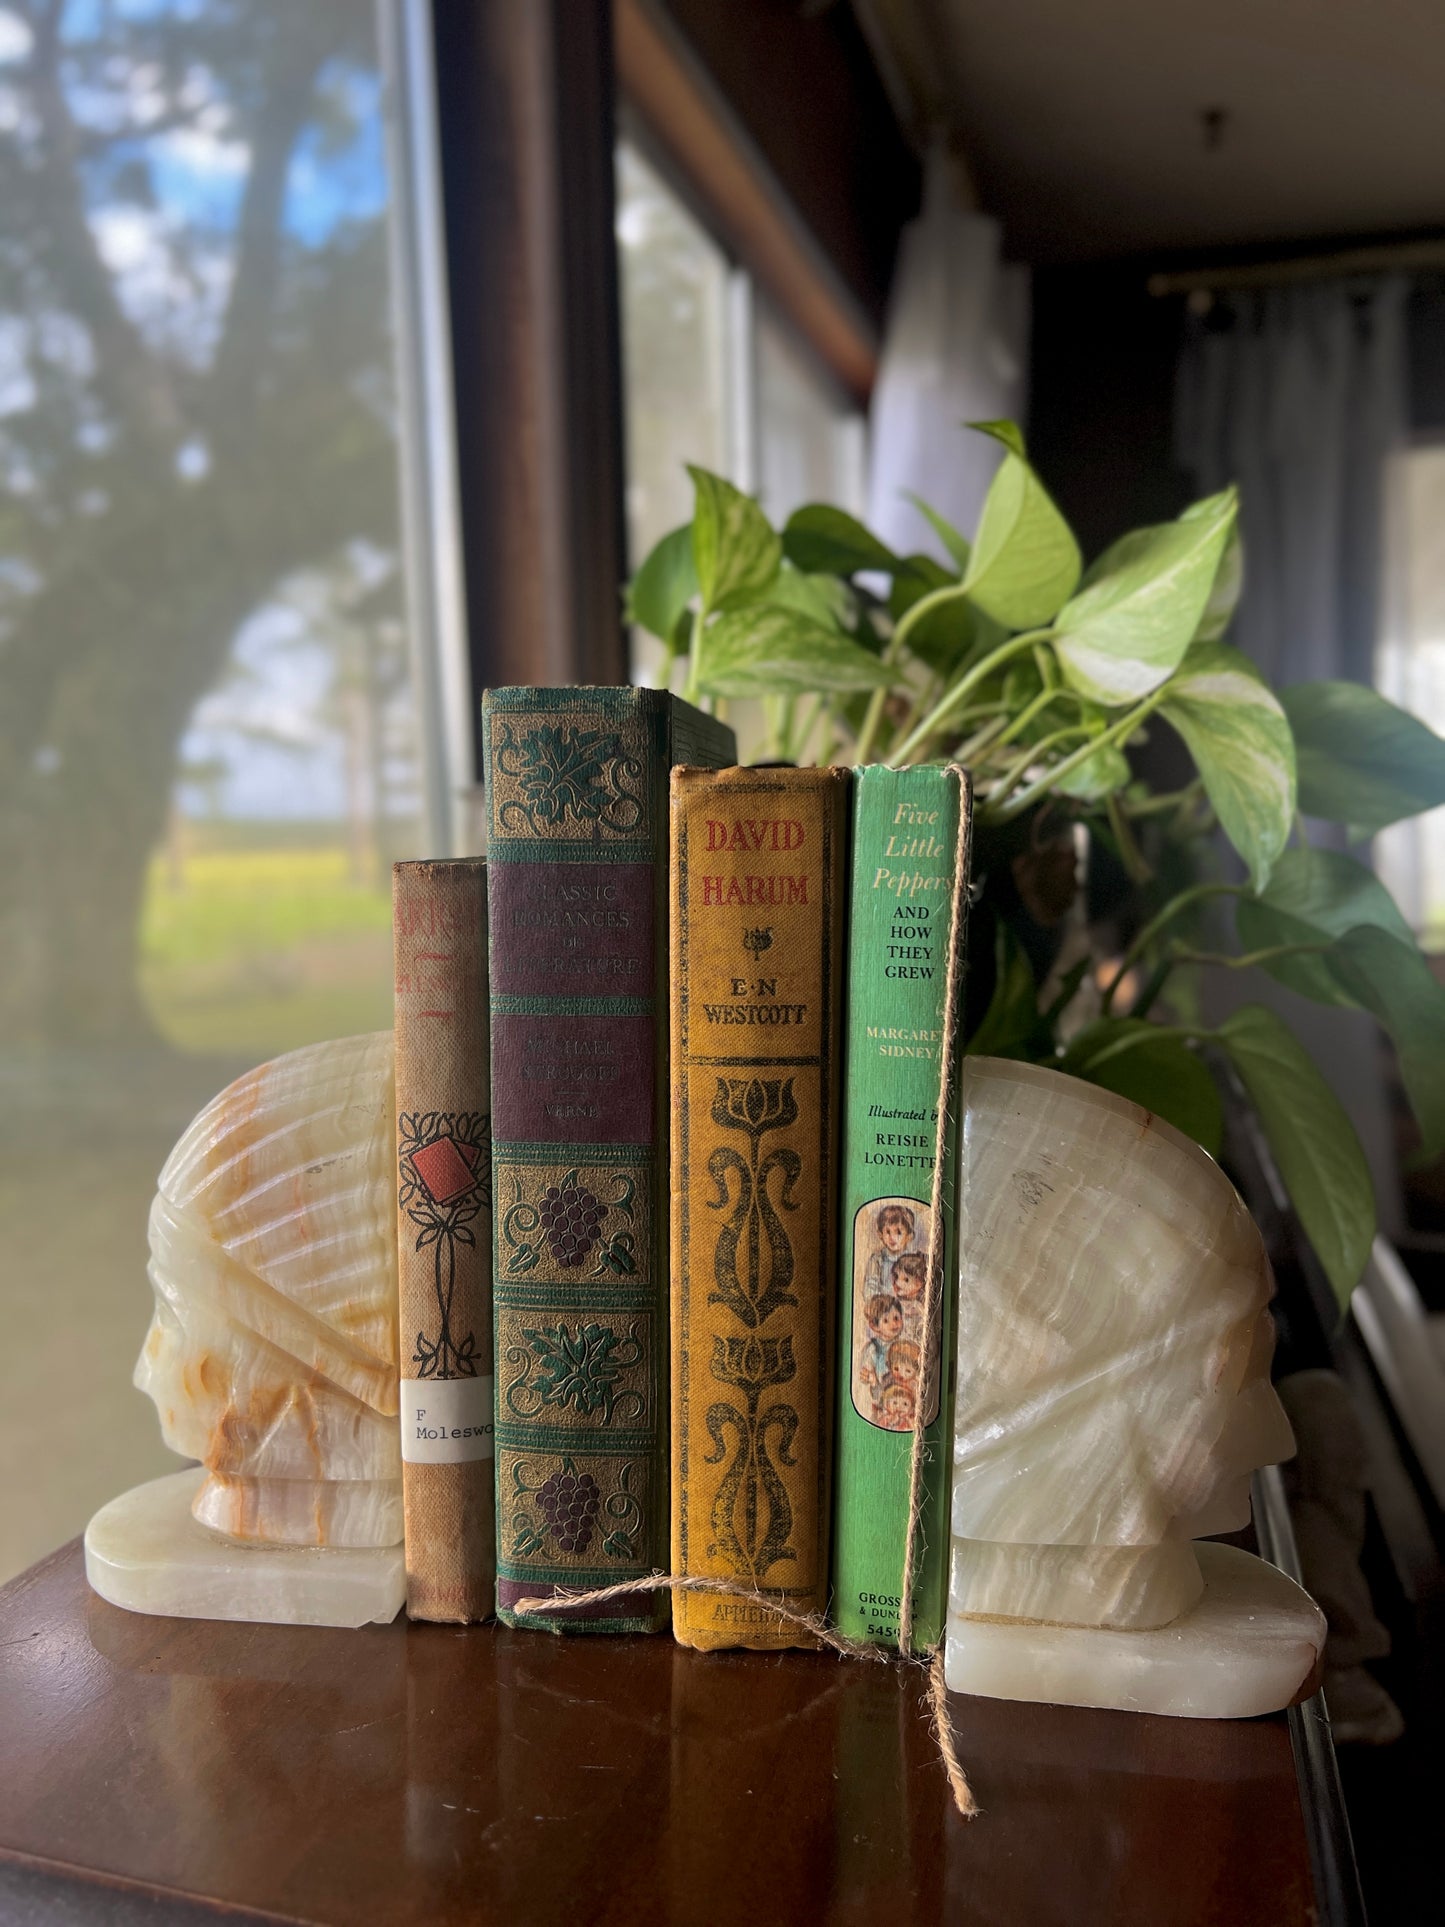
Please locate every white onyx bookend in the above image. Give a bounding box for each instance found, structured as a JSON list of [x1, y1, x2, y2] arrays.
[[945, 1058, 1324, 1715], [949, 1539, 1205, 1632], [947, 1541, 1323, 1718], [87, 1033, 406, 1628], [86, 1469, 404, 1629]]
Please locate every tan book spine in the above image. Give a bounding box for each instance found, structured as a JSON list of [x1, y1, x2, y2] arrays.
[[669, 765, 850, 1650], [393, 858, 495, 1622]]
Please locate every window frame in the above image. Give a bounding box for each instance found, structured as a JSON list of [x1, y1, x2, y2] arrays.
[[614, 117, 871, 571]]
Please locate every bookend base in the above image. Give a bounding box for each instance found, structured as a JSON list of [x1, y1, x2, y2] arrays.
[[944, 1541, 1324, 1718], [85, 1469, 405, 1629]]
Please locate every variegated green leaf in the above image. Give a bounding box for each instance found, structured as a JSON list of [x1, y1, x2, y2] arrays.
[[626, 523, 697, 641], [1059, 1018, 1223, 1155], [1219, 1005, 1374, 1309], [1053, 739, 1131, 801], [688, 466, 781, 609], [1160, 641, 1295, 890], [1053, 489, 1237, 704], [1236, 854, 1445, 1161], [1330, 925, 1445, 1163], [905, 492, 972, 571], [1236, 848, 1414, 1004], [1193, 512, 1243, 643], [695, 606, 892, 697], [961, 422, 1081, 629], [781, 503, 897, 577], [1281, 680, 1445, 835], [762, 561, 854, 630]]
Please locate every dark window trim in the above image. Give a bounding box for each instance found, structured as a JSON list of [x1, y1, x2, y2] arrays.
[[615, 0, 879, 405], [431, 0, 629, 701]]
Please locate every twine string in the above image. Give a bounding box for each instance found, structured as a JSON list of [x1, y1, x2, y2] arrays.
[[515, 767, 977, 1818], [897, 769, 972, 1664], [513, 1571, 889, 1662]]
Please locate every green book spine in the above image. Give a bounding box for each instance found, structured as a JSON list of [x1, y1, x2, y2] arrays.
[[483, 687, 734, 1632], [832, 764, 968, 1649]]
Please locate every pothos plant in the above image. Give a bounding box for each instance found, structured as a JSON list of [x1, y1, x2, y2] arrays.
[[626, 422, 1445, 1310]]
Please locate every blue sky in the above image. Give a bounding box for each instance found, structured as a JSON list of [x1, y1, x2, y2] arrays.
[[0, 1, 388, 250], [1, 0, 405, 826]]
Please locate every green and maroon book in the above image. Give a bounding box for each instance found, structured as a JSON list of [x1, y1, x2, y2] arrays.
[[832, 764, 971, 1648], [482, 687, 734, 1631]]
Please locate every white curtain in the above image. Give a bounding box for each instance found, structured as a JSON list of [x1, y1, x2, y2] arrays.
[[1177, 278, 1412, 1239], [1175, 276, 1409, 686], [866, 149, 1029, 562]]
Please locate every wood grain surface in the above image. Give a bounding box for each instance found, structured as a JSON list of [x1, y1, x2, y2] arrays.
[[0, 1541, 1316, 1926]]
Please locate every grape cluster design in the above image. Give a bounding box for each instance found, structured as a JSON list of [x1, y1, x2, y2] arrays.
[[537, 1466, 601, 1554], [540, 1177, 605, 1267]]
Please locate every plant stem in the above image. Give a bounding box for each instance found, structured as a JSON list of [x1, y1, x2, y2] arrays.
[[1106, 790, 1152, 886], [762, 694, 786, 761], [1128, 955, 1176, 1022], [889, 628, 1055, 765], [682, 602, 708, 705], [1171, 940, 1334, 971], [898, 698, 1010, 762], [789, 693, 825, 764], [1100, 880, 1246, 1014], [1122, 780, 1205, 819], [953, 712, 1015, 766], [1071, 1022, 1211, 1077], [892, 669, 944, 745], [985, 725, 1095, 806], [855, 578, 1003, 762], [656, 626, 681, 692], [992, 682, 1091, 752], [782, 697, 805, 763], [1042, 955, 1091, 1027], [988, 686, 1166, 824]]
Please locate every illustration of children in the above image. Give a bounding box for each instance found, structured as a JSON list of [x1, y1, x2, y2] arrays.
[[891, 1250, 929, 1342], [859, 1293, 904, 1396], [863, 1203, 917, 1297], [886, 1338, 921, 1404], [879, 1381, 917, 1432]]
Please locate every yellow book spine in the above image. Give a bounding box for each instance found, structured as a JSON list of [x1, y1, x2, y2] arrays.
[[669, 765, 849, 1650]]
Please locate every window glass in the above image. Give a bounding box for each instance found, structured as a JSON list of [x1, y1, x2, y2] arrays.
[[0, 0, 426, 1578], [616, 138, 733, 686], [615, 140, 868, 751], [1376, 443, 1445, 943], [756, 299, 867, 524]]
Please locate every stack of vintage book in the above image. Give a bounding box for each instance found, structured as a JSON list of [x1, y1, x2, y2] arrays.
[[392, 685, 969, 1650]]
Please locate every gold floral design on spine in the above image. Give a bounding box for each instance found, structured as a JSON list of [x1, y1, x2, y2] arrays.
[[488, 714, 648, 843]]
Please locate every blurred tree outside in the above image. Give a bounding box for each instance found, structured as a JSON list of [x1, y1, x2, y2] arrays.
[[0, 0, 425, 1582], [0, 0, 419, 1054]]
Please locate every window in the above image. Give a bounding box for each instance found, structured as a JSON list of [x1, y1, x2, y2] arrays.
[[616, 141, 736, 579], [615, 136, 867, 731], [755, 299, 867, 531], [0, 0, 458, 1578], [1376, 442, 1445, 944]]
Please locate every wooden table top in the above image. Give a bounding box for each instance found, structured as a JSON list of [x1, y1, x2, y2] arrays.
[[0, 1540, 1319, 1927]]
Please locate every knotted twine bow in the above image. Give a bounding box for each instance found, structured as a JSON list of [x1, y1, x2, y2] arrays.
[[518, 768, 977, 1819]]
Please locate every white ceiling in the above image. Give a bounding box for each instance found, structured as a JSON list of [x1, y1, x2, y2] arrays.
[[866, 0, 1445, 261]]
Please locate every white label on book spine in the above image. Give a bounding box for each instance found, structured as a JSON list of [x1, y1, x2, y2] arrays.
[[400, 1376, 494, 1463]]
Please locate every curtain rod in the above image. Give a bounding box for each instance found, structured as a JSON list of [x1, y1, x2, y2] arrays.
[[1148, 236, 1445, 298]]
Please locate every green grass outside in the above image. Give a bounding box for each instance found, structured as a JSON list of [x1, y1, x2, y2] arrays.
[[139, 840, 396, 1060]]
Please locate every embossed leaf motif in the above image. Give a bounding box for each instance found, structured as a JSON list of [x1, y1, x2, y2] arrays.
[[711, 1075, 799, 1138], [526, 1322, 629, 1421], [707, 1076, 801, 1329], [704, 1388, 800, 1579], [516, 725, 622, 826], [711, 1333, 797, 1395]]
